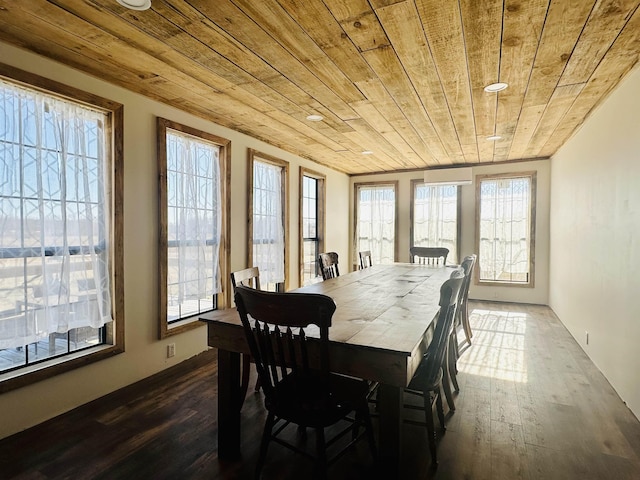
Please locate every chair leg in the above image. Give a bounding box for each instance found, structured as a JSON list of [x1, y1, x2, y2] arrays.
[[462, 302, 473, 343], [448, 335, 460, 392], [240, 354, 251, 408], [435, 385, 446, 432], [255, 412, 275, 480], [359, 401, 377, 459], [315, 428, 328, 479], [423, 391, 438, 466], [441, 365, 456, 412]]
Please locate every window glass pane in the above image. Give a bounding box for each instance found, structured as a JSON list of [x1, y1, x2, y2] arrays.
[[478, 175, 533, 284], [356, 184, 396, 264], [253, 160, 285, 290], [413, 184, 458, 264], [0, 78, 112, 374], [301, 175, 321, 285], [165, 130, 222, 322]]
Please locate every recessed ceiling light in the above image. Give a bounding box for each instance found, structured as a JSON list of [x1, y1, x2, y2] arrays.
[[486, 135, 502, 141], [484, 82, 508, 93], [116, 0, 151, 10], [361, 150, 374, 155], [306, 114, 323, 122]]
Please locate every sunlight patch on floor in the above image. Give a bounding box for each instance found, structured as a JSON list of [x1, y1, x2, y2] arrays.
[[458, 308, 528, 383]]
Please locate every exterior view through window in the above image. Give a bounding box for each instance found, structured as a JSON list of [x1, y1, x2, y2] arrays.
[[300, 171, 324, 285], [250, 152, 288, 292], [157, 118, 229, 338], [412, 181, 459, 264], [0, 76, 118, 377], [476, 173, 536, 286], [355, 182, 397, 265]]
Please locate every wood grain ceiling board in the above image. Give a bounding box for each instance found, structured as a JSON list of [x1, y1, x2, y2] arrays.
[[416, 0, 479, 163], [494, 0, 549, 162], [459, 0, 502, 163], [0, 0, 638, 175], [507, 0, 595, 161], [375, 1, 466, 164], [540, 4, 640, 156]]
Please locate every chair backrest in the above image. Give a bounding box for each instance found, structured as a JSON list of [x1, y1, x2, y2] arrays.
[[457, 254, 477, 320], [359, 250, 373, 269], [409, 247, 449, 265], [231, 266, 261, 291], [415, 271, 464, 382], [460, 255, 476, 295], [318, 252, 340, 280], [234, 285, 337, 401]]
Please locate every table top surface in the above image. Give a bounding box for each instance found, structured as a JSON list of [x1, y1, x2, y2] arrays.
[[201, 263, 455, 357]]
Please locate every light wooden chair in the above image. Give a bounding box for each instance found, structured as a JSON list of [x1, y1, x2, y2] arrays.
[[359, 250, 372, 269], [231, 266, 261, 291], [409, 246, 449, 265], [318, 252, 340, 280], [234, 285, 377, 478], [230, 266, 261, 406]]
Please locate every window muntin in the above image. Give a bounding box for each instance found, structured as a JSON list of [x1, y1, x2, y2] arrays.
[[411, 181, 459, 264], [158, 119, 229, 337], [0, 69, 123, 386], [250, 152, 288, 292], [476, 173, 536, 286], [354, 182, 397, 265], [300, 170, 325, 286]]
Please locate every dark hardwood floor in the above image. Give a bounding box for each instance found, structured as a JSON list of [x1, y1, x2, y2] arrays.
[[2, 301, 640, 479]]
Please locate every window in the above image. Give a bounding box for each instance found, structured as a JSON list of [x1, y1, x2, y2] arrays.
[[249, 150, 289, 292], [0, 66, 123, 390], [411, 180, 460, 264], [299, 168, 325, 286], [476, 172, 536, 286], [157, 118, 230, 338], [354, 182, 398, 265]]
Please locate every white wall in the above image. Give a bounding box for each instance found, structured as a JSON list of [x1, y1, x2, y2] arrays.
[[350, 159, 551, 305], [550, 65, 640, 418], [0, 43, 350, 439]]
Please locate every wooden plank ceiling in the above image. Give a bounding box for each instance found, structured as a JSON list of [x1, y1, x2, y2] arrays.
[[1, 0, 639, 175]]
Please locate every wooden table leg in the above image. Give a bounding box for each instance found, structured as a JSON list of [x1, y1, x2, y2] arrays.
[[217, 348, 241, 460], [378, 383, 403, 476]]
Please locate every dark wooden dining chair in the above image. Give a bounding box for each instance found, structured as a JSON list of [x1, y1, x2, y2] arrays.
[[449, 254, 477, 380], [318, 252, 340, 280], [409, 246, 449, 265], [359, 250, 372, 269], [458, 254, 477, 347], [234, 285, 377, 478], [404, 271, 464, 467], [230, 266, 261, 406]]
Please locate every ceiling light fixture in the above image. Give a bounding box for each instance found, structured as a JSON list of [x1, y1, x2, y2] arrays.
[[306, 114, 323, 122], [486, 135, 502, 141], [116, 0, 151, 10], [484, 82, 508, 93], [361, 150, 374, 155]]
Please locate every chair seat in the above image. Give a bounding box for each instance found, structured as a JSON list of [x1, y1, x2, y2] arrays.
[[407, 353, 443, 393], [267, 371, 369, 428]]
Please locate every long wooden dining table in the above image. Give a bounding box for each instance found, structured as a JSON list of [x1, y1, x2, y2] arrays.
[[200, 263, 455, 474]]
